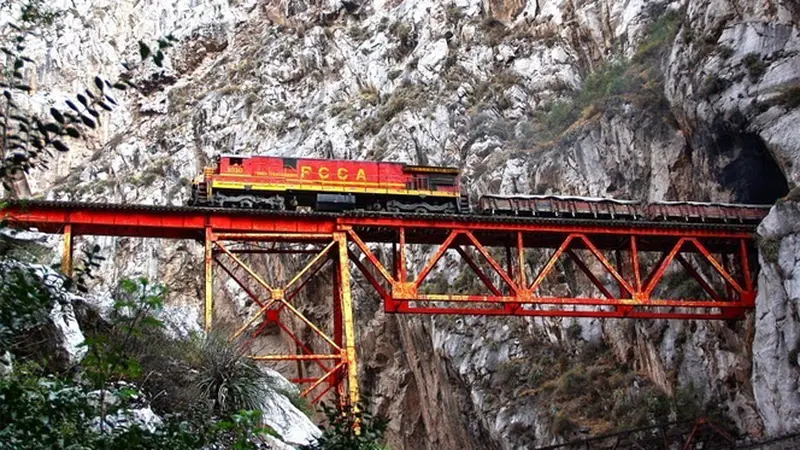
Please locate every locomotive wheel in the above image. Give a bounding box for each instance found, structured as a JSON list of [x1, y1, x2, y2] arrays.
[[372, 201, 383, 211]]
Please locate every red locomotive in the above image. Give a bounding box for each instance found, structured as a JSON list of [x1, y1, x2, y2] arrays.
[[190, 155, 771, 223], [190, 154, 468, 213]]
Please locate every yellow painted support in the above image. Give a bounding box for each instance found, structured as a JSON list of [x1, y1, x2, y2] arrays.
[[62, 224, 73, 276], [204, 227, 214, 331], [334, 231, 360, 408]]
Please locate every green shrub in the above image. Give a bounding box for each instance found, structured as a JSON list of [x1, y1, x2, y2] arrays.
[[191, 332, 268, 415], [776, 84, 800, 109], [743, 53, 767, 82], [0, 265, 56, 354], [673, 384, 704, 421], [757, 234, 781, 265], [634, 9, 681, 63], [446, 5, 464, 23], [577, 60, 632, 108], [300, 403, 389, 450], [543, 101, 580, 133], [0, 363, 274, 449], [550, 413, 577, 437], [0, 363, 98, 448], [718, 46, 734, 59], [480, 16, 508, 46], [700, 74, 727, 96], [558, 369, 588, 399], [0, 273, 273, 450]]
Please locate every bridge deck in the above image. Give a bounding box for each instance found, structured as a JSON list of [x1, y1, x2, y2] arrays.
[[2, 201, 756, 252]]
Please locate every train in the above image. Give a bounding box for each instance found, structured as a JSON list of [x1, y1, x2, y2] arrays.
[[189, 155, 770, 223]]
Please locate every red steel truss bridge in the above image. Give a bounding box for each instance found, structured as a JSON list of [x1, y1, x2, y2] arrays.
[[1, 200, 761, 407]]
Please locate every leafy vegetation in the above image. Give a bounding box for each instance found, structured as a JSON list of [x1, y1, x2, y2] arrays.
[[301, 402, 389, 450], [700, 74, 728, 96], [0, 263, 59, 355], [492, 333, 724, 437], [193, 331, 267, 415], [460, 8, 683, 154], [743, 53, 767, 83], [0, 243, 387, 449], [0, 363, 280, 449], [775, 84, 800, 109], [0, 271, 278, 449], [387, 21, 416, 59], [0, 1, 176, 198], [756, 234, 781, 265]]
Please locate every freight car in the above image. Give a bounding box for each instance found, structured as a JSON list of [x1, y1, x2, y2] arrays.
[[479, 194, 770, 223], [189, 155, 771, 224], [190, 154, 469, 213]]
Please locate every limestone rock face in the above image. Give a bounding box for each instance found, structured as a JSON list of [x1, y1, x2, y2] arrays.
[[665, 0, 800, 194], [5, 0, 800, 447], [752, 201, 800, 436]]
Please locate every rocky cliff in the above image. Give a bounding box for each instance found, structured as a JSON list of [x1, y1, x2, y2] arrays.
[[4, 0, 800, 448], [753, 198, 800, 437]]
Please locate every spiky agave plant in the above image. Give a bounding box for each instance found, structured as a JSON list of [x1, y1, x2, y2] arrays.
[[193, 331, 266, 416]]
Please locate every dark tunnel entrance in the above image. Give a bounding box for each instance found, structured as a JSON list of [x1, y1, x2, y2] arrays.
[[717, 131, 789, 204]]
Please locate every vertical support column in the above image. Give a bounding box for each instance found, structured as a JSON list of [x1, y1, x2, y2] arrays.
[[722, 253, 734, 300], [740, 238, 755, 307], [392, 242, 397, 279], [505, 242, 517, 313], [740, 239, 753, 292], [204, 226, 214, 332], [332, 249, 346, 407], [398, 227, 407, 283], [630, 236, 642, 296], [517, 232, 526, 288], [62, 224, 74, 276], [505, 246, 513, 285], [619, 236, 642, 317], [334, 231, 360, 408], [614, 248, 626, 298]]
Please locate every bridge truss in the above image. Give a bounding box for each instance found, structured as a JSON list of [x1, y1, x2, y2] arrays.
[[2, 201, 759, 408]]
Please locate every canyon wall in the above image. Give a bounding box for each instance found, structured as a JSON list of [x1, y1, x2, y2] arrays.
[[4, 0, 799, 447]]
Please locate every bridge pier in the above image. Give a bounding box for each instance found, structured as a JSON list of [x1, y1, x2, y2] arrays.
[[203, 229, 359, 408], [62, 224, 73, 276]]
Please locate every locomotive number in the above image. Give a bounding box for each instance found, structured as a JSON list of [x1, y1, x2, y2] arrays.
[[227, 166, 245, 173], [300, 165, 367, 182]]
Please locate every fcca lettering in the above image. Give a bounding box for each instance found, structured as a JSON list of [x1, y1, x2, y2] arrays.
[[301, 165, 367, 181]]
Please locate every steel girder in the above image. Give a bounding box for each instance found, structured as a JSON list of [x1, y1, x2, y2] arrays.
[[346, 227, 755, 320]]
